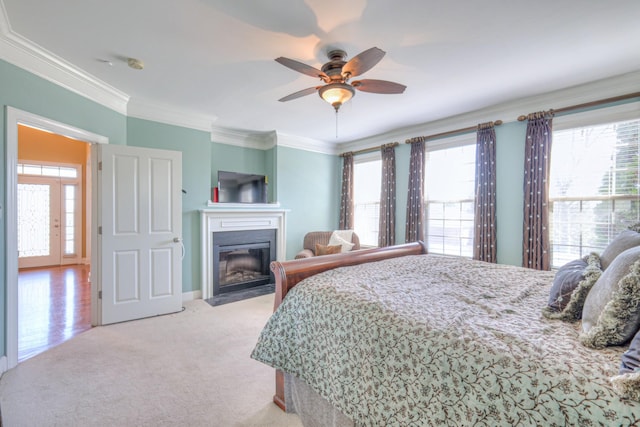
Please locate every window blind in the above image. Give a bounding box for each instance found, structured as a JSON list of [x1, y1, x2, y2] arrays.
[[425, 143, 476, 257], [549, 118, 640, 266], [354, 158, 382, 246]]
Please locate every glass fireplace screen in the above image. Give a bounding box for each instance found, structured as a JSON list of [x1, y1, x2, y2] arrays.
[[218, 246, 270, 288]]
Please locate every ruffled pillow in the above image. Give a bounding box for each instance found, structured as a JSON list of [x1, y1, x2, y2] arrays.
[[611, 328, 640, 401], [580, 247, 640, 348], [547, 258, 588, 311], [611, 371, 640, 401], [542, 253, 602, 321], [600, 229, 640, 270]]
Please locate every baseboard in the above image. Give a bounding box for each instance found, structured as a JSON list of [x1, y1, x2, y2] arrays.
[[182, 290, 202, 302]]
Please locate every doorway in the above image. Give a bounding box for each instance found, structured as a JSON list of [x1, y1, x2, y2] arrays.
[[17, 125, 91, 361], [6, 107, 108, 370], [6, 107, 183, 371]]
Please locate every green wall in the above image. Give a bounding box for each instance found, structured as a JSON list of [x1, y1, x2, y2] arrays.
[[394, 143, 411, 243], [495, 122, 527, 266], [0, 61, 127, 146], [211, 143, 277, 202], [276, 146, 341, 259], [126, 118, 212, 293]]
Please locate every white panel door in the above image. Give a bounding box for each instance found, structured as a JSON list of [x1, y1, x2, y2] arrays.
[[96, 144, 182, 325]]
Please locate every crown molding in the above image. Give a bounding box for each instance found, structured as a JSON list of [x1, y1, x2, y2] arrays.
[[275, 132, 338, 155], [209, 126, 336, 155], [0, 2, 129, 114], [553, 100, 640, 131], [210, 126, 278, 150], [127, 99, 217, 133], [0, 1, 8, 34]]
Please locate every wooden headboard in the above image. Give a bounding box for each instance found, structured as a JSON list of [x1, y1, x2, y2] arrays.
[[270, 241, 428, 311]]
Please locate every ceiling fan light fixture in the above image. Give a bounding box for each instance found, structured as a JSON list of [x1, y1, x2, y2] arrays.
[[319, 83, 355, 112]]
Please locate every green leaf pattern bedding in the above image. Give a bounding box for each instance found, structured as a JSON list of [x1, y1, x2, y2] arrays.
[[251, 254, 640, 426]]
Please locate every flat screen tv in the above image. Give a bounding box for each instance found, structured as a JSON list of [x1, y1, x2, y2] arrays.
[[217, 171, 268, 203]]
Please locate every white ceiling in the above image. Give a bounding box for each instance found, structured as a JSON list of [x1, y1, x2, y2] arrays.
[[2, 0, 640, 144]]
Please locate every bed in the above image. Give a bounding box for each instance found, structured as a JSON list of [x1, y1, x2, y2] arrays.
[[251, 242, 640, 426]]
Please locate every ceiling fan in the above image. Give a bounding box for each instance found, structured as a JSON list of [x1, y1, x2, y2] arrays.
[[275, 47, 407, 112]]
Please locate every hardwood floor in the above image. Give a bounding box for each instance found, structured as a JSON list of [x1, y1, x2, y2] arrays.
[[18, 264, 92, 362]]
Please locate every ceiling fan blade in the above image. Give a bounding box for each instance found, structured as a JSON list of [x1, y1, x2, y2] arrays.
[[342, 47, 386, 78], [275, 57, 329, 82], [278, 86, 320, 102], [352, 79, 407, 94]]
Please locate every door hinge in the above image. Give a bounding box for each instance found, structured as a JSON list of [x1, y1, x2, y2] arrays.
[[98, 290, 102, 299], [98, 161, 102, 171], [98, 226, 102, 235]]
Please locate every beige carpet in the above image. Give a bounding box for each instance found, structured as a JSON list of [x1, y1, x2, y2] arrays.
[[0, 295, 303, 427]]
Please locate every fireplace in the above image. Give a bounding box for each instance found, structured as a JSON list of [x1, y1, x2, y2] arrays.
[[212, 229, 276, 295], [200, 207, 287, 300]]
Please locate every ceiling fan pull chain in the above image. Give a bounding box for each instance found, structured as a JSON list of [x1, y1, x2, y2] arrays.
[[335, 110, 339, 139]]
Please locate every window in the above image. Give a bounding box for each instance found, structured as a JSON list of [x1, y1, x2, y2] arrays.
[[354, 155, 381, 247], [64, 184, 78, 255], [17, 161, 82, 259], [425, 141, 476, 257], [18, 163, 78, 178], [549, 115, 640, 267]]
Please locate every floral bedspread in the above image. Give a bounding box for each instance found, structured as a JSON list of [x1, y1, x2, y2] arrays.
[[251, 254, 640, 426]]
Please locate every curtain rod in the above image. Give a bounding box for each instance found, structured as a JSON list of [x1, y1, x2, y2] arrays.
[[339, 141, 399, 157], [404, 120, 503, 144], [517, 92, 640, 121]]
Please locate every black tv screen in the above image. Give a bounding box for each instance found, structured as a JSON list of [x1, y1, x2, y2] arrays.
[[217, 171, 267, 203]]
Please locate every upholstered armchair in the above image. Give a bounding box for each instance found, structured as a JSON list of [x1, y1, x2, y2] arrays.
[[295, 231, 361, 259]]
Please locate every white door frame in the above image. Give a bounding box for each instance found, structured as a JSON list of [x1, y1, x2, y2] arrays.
[[5, 106, 108, 370]]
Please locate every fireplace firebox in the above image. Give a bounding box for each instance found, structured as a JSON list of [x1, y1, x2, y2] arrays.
[[212, 229, 276, 295]]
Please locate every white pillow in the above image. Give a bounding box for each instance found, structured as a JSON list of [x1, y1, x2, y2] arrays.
[[328, 233, 355, 253]]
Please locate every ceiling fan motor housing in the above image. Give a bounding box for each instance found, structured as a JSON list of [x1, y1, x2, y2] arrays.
[[322, 50, 349, 82]]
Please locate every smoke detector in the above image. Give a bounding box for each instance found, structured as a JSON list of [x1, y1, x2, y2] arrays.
[[127, 58, 144, 70]]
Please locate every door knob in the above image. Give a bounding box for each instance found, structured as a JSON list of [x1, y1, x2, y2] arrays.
[[174, 237, 185, 259]]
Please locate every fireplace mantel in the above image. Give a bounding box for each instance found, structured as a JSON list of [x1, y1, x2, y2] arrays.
[[200, 205, 288, 300]]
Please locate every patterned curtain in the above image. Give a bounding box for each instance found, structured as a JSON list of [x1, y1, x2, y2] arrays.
[[474, 123, 497, 263], [378, 144, 396, 247], [522, 111, 553, 270], [405, 137, 426, 242], [339, 152, 354, 230]]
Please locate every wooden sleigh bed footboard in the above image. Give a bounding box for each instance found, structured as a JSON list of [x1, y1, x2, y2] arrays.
[[268, 241, 427, 411]]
